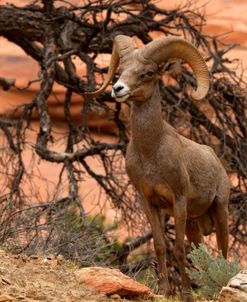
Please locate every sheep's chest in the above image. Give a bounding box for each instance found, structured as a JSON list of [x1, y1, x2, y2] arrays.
[[126, 141, 178, 187], [126, 147, 160, 187], [126, 145, 175, 212]]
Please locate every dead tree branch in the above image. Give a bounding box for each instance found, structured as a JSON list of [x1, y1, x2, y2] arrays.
[[0, 0, 246, 293]]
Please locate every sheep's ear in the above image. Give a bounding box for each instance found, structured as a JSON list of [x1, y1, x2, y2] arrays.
[[158, 62, 166, 72]]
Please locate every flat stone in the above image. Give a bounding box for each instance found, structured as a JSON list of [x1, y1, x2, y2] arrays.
[[74, 267, 152, 297], [228, 270, 247, 293], [218, 271, 247, 302], [218, 286, 247, 302], [109, 293, 121, 299], [0, 294, 14, 302]]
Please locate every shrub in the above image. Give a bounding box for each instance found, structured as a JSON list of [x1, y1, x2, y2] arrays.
[[187, 243, 240, 299]]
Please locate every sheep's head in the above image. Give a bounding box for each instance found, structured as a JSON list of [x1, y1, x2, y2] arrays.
[[86, 35, 210, 103], [111, 50, 159, 102]]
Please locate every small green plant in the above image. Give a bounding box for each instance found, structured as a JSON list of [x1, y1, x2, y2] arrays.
[[138, 266, 158, 292], [187, 243, 240, 299]]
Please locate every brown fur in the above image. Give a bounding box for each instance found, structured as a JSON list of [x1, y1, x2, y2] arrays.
[[116, 51, 230, 302]]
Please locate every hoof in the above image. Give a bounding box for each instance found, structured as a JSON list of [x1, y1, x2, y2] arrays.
[[158, 287, 172, 297], [181, 293, 194, 302], [183, 297, 194, 302]]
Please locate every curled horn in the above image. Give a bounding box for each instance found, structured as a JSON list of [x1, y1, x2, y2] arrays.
[[85, 35, 137, 97], [141, 37, 210, 100]]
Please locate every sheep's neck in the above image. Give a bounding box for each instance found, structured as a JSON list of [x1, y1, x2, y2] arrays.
[[130, 83, 165, 156]]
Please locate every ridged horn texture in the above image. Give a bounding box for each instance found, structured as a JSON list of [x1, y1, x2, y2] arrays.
[[85, 35, 137, 97], [85, 42, 119, 97], [141, 37, 210, 100], [115, 35, 137, 58]]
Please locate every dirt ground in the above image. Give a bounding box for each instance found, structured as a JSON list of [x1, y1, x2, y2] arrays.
[[0, 249, 152, 302], [0, 249, 211, 302]]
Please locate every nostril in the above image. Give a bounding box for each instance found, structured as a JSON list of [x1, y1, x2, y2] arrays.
[[114, 85, 124, 93]]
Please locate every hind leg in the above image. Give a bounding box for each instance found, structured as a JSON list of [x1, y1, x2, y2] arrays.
[[186, 220, 204, 247], [210, 195, 229, 258]]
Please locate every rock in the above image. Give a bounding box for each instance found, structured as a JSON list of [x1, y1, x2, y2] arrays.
[[69, 289, 86, 298], [218, 270, 247, 302], [218, 287, 247, 302], [1, 277, 11, 285], [74, 267, 152, 297], [46, 254, 55, 260], [56, 254, 64, 262], [20, 255, 28, 262], [228, 270, 247, 293], [110, 293, 121, 299], [16, 295, 25, 300], [30, 255, 40, 260], [0, 294, 14, 302]]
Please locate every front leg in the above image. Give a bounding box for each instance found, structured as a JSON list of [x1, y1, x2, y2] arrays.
[[141, 196, 171, 296], [174, 196, 194, 302]]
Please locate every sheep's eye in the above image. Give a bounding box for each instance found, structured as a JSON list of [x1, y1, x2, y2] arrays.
[[139, 71, 154, 81], [139, 73, 146, 80], [146, 71, 154, 77]]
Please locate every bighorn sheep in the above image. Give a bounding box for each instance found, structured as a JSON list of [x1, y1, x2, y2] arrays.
[[86, 35, 230, 302]]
